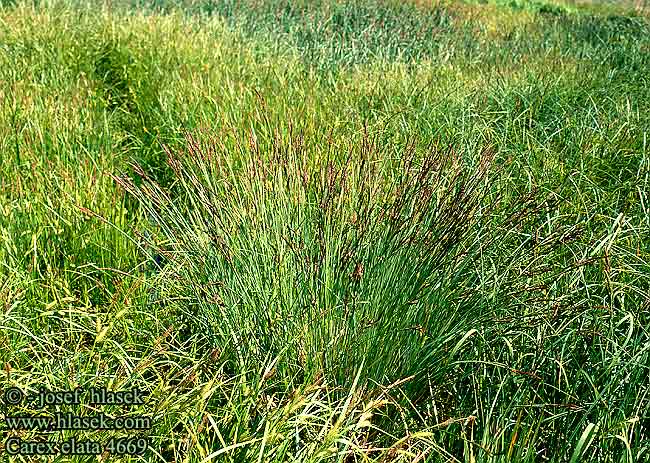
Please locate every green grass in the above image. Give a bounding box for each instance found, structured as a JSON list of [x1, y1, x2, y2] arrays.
[[0, 0, 649, 461]]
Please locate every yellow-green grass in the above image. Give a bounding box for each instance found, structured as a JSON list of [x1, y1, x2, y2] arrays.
[[1, 0, 649, 461]]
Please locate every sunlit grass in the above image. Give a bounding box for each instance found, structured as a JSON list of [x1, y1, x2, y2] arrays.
[[1, 0, 648, 461]]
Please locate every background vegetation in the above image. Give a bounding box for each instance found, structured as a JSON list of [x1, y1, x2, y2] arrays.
[[1, 0, 649, 461]]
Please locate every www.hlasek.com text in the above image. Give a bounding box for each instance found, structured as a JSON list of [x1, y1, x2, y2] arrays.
[[5, 412, 151, 431]]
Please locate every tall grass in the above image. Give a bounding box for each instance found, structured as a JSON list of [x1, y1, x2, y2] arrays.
[[116, 127, 502, 383], [115, 120, 650, 460], [1, 0, 649, 460]]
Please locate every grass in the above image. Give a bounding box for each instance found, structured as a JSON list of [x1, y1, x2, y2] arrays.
[[0, 0, 649, 461]]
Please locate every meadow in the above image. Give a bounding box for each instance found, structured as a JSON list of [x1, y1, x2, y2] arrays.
[[0, 0, 649, 461]]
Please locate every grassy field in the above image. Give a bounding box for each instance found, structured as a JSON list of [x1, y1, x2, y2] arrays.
[[1, 0, 649, 461]]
